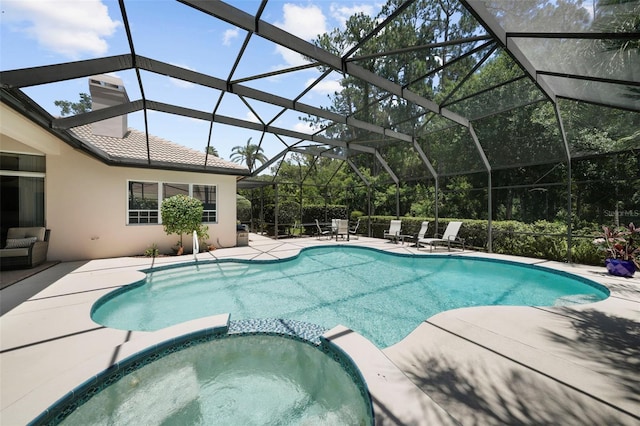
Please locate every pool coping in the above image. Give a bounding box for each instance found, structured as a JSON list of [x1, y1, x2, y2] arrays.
[[1, 234, 639, 425]]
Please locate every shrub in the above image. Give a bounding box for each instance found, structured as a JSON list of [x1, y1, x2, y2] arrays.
[[573, 238, 603, 265], [237, 194, 252, 222], [361, 216, 604, 264], [350, 210, 364, 220], [144, 243, 159, 257], [160, 194, 203, 247]]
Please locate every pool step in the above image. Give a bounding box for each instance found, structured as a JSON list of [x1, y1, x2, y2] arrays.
[[147, 263, 256, 289]]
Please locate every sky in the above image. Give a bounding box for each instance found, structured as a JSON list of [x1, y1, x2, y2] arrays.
[[1, 0, 382, 163]]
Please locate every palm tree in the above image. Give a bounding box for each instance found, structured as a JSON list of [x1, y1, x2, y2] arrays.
[[205, 145, 219, 157], [230, 137, 268, 171]]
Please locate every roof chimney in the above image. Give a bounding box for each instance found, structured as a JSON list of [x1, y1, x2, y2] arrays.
[[89, 74, 129, 138]]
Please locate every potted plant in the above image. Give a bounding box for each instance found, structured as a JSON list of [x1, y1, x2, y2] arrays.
[[593, 223, 639, 277]]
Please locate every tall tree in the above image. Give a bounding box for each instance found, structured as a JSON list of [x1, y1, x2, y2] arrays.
[[230, 137, 268, 171], [205, 146, 219, 157], [54, 93, 92, 116], [311, 0, 480, 181]]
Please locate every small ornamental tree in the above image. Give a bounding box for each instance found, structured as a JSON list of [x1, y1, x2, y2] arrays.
[[161, 194, 204, 248]]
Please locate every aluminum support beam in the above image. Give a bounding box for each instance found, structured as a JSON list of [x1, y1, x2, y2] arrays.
[[290, 147, 345, 160], [251, 148, 289, 176], [6, 54, 421, 149], [52, 100, 144, 129], [469, 123, 493, 252], [375, 150, 399, 185], [459, 0, 556, 103], [347, 159, 370, 187], [412, 139, 438, 180], [180, 0, 469, 127], [554, 102, 573, 263], [0, 55, 133, 88]]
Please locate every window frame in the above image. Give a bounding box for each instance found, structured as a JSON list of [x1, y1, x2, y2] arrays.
[[126, 180, 218, 225], [192, 184, 218, 224], [127, 180, 160, 225]]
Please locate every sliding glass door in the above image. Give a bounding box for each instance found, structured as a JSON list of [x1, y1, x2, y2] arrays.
[[0, 153, 45, 242]]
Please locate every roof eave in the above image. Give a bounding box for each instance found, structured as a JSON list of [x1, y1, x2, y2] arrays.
[[1, 89, 250, 177]]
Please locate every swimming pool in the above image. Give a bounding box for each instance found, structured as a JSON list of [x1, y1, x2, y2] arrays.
[[34, 320, 373, 425], [92, 246, 609, 348]]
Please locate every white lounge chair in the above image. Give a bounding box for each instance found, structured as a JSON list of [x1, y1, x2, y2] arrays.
[[383, 220, 402, 243], [410, 221, 429, 246], [335, 219, 349, 239], [349, 218, 361, 239], [315, 219, 331, 240], [418, 221, 464, 252]]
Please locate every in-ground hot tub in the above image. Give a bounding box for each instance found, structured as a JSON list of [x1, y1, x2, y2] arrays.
[[32, 320, 373, 426]]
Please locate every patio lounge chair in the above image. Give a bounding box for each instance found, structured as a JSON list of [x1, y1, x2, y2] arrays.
[[349, 218, 361, 239], [335, 219, 349, 240], [410, 221, 429, 246], [383, 220, 402, 243], [418, 221, 464, 252], [315, 219, 331, 240]]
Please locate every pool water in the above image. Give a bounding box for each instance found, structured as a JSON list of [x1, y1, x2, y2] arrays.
[[58, 334, 373, 425], [92, 246, 608, 348]]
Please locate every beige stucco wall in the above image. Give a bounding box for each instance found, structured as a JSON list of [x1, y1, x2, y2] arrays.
[[1, 103, 239, 262]]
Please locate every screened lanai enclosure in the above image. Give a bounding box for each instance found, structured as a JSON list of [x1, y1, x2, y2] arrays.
[[1, 0, 639, 262]]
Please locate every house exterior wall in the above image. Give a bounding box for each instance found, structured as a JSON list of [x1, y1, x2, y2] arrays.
[[1, 104, 239, 262]]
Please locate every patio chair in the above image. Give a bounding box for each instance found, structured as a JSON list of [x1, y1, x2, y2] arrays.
[[418, 221, 464, 252], [335, 219, 349, 240], [0, 227, 50, 269], [349, 218, 361, 239], [383, 220, 402, 243], [411, 221, 429, 246], [315, 219, 331, 240]]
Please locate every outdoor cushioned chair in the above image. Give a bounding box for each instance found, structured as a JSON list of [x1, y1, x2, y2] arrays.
[[383, 220, 402, 242], [418, 221, 464, 252], [315, 219, 331, 240], [0, 227, 50, 269]]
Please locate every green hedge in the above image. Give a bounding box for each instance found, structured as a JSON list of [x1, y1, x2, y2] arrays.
[[253, 204, 349, 236], [362, 216, 604, 265]]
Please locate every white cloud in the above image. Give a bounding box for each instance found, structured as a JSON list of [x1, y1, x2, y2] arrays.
[[307, 78, 342, 95], [330, 3, 377, 27], [294, 121, 320, 134], [275, 45, 310, 68], [246, 111, 260, 123], [223, 28, 240, 46], [274, 3, 327, 66], [3, 0, 121, 59], [278, 4, 327, 40]]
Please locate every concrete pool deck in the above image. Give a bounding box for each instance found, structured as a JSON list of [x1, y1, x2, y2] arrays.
[[1, 234, 638, 425]]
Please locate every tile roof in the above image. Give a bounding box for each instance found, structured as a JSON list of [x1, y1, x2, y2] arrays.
[[69, 124, 248, 173]]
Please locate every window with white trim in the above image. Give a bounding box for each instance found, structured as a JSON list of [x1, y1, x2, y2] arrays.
[[127, 181, 217, 225], [128, 181, 159, 224], [193, 184, 217, 223], [163, 182, 188, 199]]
